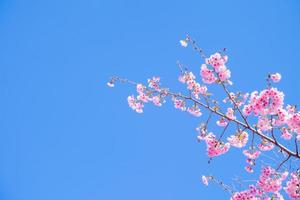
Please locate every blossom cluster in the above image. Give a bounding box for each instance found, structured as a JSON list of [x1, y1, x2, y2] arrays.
[[108, 43, 300, 199], [200, 52, 231, 84], [198, 132, 231, 157]]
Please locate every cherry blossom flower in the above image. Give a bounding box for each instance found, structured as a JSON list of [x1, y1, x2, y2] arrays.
[[136, 84, 145, 93], [258, 139, 274, 151], [227, 130, 248, 148], [281, 127, 292, 140], [257, 167, 287, 193], [204, 133, 230, 157], [287, 112, 300, 135], [200, 64, 217, 84], [151, 96, 162, 107], [284, 172, 300, 199], [243, 88, 284, 116], [148, 77, 161, 91], [245, 165, 254, 173], [173, 98, 186, 111], [270, 73, 281, 83], [137, 93, 150, 103], [257, 116, 272, 131], [107, 82, 114, 87], [202, 175, 210, 186], [179, 39, 188, 47], [243, 149, 261, 160], [216, 118, 228, 126], [231, 188, 259, 200], [187, 107, 202, 117], [226, 107, 236, 120]]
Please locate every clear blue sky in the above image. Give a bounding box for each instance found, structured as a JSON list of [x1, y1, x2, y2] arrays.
[[1, 0, 300, 199]]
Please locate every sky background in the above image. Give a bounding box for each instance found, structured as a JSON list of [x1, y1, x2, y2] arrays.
[[1, 0, 300, 199]]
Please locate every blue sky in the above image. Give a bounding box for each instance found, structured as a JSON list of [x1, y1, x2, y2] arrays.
[[1, 0, 300, 199]]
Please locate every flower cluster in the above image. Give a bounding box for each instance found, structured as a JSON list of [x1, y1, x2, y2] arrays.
[[178, 71, 207, 98], [203, 132, 230, 157], [125, 77, 166, 113], [243, 88, 284, 117], [257, 167, 288, 193], [227, 130, 248, 148], [243, 148, 261, 173], [201, 52, 231, 84], [284, 172, 300, 199], [231, 186, 259, 200], [270, 73, 282, 83]]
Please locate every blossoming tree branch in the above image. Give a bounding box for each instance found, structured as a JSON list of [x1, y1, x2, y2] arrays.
[[107, 35, 300, 200]]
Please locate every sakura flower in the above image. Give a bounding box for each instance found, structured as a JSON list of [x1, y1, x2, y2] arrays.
[[107, 82, 114, 87], [226, 107, 236, 120], [227, 130, 248, 148], [200, 64, 217, 84], [136, 84, 144, 93], [243, 88, 284, 116], [287, 112, 300, 135], [179, 39, 188, 47], [148, 77, 161, 91], [257, 116, 272, 131], [205, 133, 230, 157], [192, 83, 207, 98], [284, 172, 300, 199], [135, 102, 144, 113], [173, 98, 186, 111], [127, 95, 144, 113], [216, 118, 228, 126], [151, 96, 162, 106], [243, 149, 261, 160], [270, 73, 281, 83], [231, 188, 259, 200], [218, 67, 231, 82], [187, 107, 202, 117], [201, 175, 210, 186], [245, 165, 254, 173], [258, 140, 274, 151], [281, 127, 292, 140], [205, 52, 228, 72], [257, 166, 287, 193], [137, 93, 150, 103]]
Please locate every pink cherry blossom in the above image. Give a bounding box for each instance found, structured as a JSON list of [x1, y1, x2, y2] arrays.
[[179, 39, 188, 47], [187, 107, 202, 117], [137, 92, 150, 102], [270, 73, 281, 83], [243, 88, 284, 116], [258, 139, 274, 151], [148, 76, 161, 91], [216, 118, 228, 126], [257, 167, 287, 193], [127, 95, 144, 113], [245, 165, 254, 173], [205, 52, 228, 71], [205, 133, 230, 157], [202, 175, 209, 186], [281, 127, 292, 140], [107, 82, 114, 87], [287, 112, 300, 135], [257, 116, 272, 131], [200, 64, 217, 84], [151, 96, 162, 106], [231, 188, 259, 200], [284, 172, 300, 199], [243, 149, 261, 160], [136, 84, 145, 93], [226, 107, 236, 120], [227, 130, 248, 148], [173, 98, 186, 111]]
